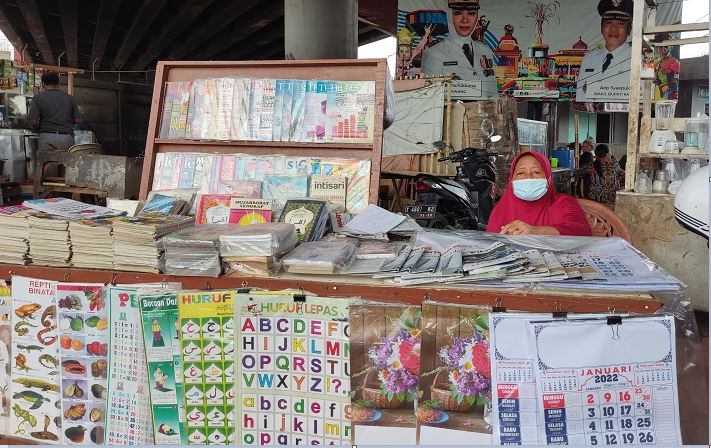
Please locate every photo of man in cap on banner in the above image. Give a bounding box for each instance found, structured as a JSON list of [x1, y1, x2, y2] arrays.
[[421, 0, 498, 99], [576, 0, 634, 102]]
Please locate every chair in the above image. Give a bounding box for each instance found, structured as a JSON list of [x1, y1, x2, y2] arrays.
[[577, 198, 632, 242]]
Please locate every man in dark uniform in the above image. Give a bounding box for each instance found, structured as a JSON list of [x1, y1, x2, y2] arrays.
[[28, 72, 81, 151], [576, 0, 633, 102]]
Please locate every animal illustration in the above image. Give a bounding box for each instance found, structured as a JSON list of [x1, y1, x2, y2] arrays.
[[38, 354, 58, 369], [13, 390, 49, 410], [0, 384, 8, 416], [14, 321, 37, 337], [14, 354, 33, 372], [16, 344, 44, 353], [12, 378, 59, 392], [12, 403, 37, 434], [14, 303, 41, 319], [37, 306, 57, 346]]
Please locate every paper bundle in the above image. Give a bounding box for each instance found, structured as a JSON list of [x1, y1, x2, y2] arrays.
[[27, 213, 71, 267], [68, 218, 117, 270], [0, 205, 33, 265], [160, 225, 223, 277]]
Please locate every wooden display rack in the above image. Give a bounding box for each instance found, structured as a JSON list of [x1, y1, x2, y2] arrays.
[[139, 59, 390, 202]]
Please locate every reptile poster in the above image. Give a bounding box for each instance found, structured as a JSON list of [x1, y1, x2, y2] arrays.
[[105, 286, 154, 445], [178, 289, 236, 445], [234, 293, 352, 446], [9, 275, 61, 443], [56, 282, 107, 445], [0, 280, 11, 435], [139, 289, 187, 445]]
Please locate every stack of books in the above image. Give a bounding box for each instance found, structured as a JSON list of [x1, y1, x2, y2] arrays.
[[219, 223, 298, 277], [111, 215, 194, 273], [68, 218, 117, 270], [0, 205, 34, 265], [161, 226, 222, 277], [27, 213, 71, 267]]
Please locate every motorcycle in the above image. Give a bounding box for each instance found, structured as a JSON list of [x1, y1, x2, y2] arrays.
[[406, 135, 500, 230]]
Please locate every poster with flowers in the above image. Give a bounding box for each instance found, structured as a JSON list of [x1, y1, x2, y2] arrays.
[[349, 303, 421, 443], [417, 302, 492, 444]]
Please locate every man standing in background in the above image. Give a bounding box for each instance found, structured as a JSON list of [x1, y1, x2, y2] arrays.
[[28, 72, 81, 151]]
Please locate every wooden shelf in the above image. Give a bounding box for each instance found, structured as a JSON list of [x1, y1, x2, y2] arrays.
[[0, 263, 661, 314], [153, 138, 372, 150], [638, 152, 710, 160]]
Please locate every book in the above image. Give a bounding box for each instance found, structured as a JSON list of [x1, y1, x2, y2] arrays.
[[272, 79, 286, 141], [279, 80, 294, 142], [158, 82, 175, 138], [290, 80, 306, 141], [195, 195, 233, 224], [263, 175, 309, 219], [231, 77, 251, 141], [191, 154, 208, 190], [258, 79, 276, 141], [248, 79, 265, 140], [303, 80, 323, 142], [309, 175, 346, 210], [168, 80, 191, 139], [23, 198, 126, 220], [278, 199, 328, 243], [185, 79, 201, 137], [216, 77, 234, 140], [229, 198, 272, 226], [219, 155, 236, 182], [178, 153, 197, 189], [201, 78, 219, 140]]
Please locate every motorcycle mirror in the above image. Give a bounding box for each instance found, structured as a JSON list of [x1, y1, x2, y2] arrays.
[[490, 135, 502, 143], [432, 141, 450, 150]]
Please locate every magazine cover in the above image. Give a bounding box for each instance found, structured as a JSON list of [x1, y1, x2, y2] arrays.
[[152, 153, 166, 191], [272, 79, 286, 141], [263, 175, 309, 219], [289, 80, 307, 142], [186, 79, 204, 139], [217, 180, 262, 198], [231, 77, 251, 141], [349, 303, 420, 445], [417, 302, 492, 445], [195, 195, 233, 225], [169, 81, 191, 139], [279, 79, 295, 142], [248, 79, 265, 141], [309, 175, 346, 210], [216, 77, 234, 141], [326, 81, 376, 143], [178, 154, 197, 189], [229, 198, 271, 226], [159, 82, 175, 138], [258, 79, 276, 141], [279, 199, 327, 242]]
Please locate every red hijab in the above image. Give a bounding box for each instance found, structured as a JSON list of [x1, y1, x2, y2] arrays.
[[486, 151, 592, 236]]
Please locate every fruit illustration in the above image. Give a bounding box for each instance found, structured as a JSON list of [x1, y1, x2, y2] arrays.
[[58, 294, 83, 310], [65, 425, 86, 443], [90, 360, 107, 379], [89, 407, 104, 423], [85, 316, 100, 328], [69, 317, 83, 332], [91, 384, 107, 400], [60, 336, 72, 350], [62, 360, 86, 375], [64, 403, 86, 421], [65, 382, 83, 398], [96, 319, 108, 330], [90, 426, 104, 444], [71, 339, 83, 351]]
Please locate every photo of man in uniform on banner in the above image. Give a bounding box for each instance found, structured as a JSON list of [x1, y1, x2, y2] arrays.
[[420, 0, 498, 99], [576, 0, 633, 102]]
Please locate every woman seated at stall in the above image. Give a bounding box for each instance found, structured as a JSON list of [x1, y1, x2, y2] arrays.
[[486, 151, 592, 236], [591, 144, 622, 205]]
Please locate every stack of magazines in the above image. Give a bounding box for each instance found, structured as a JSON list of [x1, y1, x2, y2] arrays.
[[161, 226, 222, 277], [0, 205, 34, 265], [219, 223, 298, 277], [69, 218, 117, 270], [27, 213, 71, 267], [111, 215, 194, 273]]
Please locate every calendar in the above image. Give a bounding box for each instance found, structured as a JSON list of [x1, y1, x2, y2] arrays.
[[139, 290, 187, 444], [105, 286, 154, 445], [528, 316, 682, 446], [178, 290, 236, 445], [234, 293, 352, 446]]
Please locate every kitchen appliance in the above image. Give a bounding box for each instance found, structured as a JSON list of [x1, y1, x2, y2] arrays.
[[649, 100, 677, 153], [682, 115, 708, 154]]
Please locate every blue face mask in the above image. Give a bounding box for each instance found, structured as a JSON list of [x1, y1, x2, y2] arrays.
[[512, 179, 548, 201]]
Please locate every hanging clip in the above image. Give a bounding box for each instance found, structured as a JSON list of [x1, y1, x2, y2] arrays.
[[63, 273, 70, 282], [552, 301, 567, 318], [607, 315, 622, 340], [204, 281, 212, 291], [238, 281, 251, 294], [109, 273, 117, 286], [492, 298, 506, 313], [161, 278, 168, 289], [8, 271, 15, 277], [293, 287, 306, 303]]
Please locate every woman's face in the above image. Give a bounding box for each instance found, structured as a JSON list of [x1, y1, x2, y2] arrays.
[[513, 155, 546, 181], [451, 9, 478, 37]]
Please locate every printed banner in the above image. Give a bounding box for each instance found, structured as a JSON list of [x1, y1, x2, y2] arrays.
[[529, 316, 682, 445], [397, 0, 681, 102], [9, 276, 61, 444], [139, 290, 187, 445], [105, 286, 154, 445], [417, 302, 492, 445], [349, 303, 420, 445], [178, 290, 236, 445], [235, 293, 352, 446]]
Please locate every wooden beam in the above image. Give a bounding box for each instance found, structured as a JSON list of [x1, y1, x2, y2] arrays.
[[91, 0, 121, 68], [652, 36, 709, 47], [60, 0, 78, 68], [17, 0, 54, 64], [0, 6, 27, 57], [644, 22, 709, 34], [192, 0, 282, 61], [112, 0, 168, 69], [624, 0, 645, 191], [33, 63, 85, 74], [223, 19, 284, 60], [134, 0, 216, 70], [167, 0, 261, 61]]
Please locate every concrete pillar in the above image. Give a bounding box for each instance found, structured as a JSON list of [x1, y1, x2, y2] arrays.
[[284, 0, 358, 59]]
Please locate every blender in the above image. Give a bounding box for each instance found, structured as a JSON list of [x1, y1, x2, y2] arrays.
[[682, 114, 708, 154], [649, 100, 677, 153]]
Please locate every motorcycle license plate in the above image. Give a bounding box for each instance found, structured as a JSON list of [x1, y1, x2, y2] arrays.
[[405, 205, 436, 220]]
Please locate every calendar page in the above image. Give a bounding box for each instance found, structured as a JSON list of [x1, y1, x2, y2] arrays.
[[528, 316, 682, 446], [105, 286, 154, 445], [234, 293, 352, 446]]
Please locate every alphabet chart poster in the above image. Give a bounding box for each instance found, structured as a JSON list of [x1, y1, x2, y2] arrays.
[[235, 293, 352, 446], [178, 290, 236, 445], [529, 316, 682, 446], [139, 290, 187, 445], [105, 286, 154, 445], [10, 276, 61, 444]]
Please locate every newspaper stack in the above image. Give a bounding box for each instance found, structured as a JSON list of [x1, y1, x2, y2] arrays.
[[68, 218, 118, 270], [0, 205, 34, 265], [27, 213, 71, 267], [161, 226, 222, 277], [111, 215, 194, 273]]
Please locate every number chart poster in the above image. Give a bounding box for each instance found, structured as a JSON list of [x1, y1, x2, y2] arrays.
[[139, 290, 187, 445], [10, 276, 61, 444], [235, 293, 352, 446], [179, 290, 236, 445], [417, 303, 492, 445], [56, 283, 107, 446], [529, 316, 682, 446], [105, 286, 154, 445]]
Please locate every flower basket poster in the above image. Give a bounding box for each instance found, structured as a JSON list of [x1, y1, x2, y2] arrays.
[[417, 302, 492, 444], [349, 303, 421, 444]]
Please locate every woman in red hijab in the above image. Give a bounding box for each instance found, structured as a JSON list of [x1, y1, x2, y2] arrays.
[[486, 151, 592, 236]]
